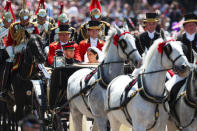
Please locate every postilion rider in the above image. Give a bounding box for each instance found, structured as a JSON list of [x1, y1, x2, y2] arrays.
[[166, 13, 197, 91]]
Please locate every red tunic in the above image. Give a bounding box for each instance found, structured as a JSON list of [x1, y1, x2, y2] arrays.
[[48, 41, 78, 66], [6, 22, 39, 47], [75, 39, 105, 61]]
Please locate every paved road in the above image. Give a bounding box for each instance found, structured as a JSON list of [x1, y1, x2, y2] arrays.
[[69, 114, 132, 131]]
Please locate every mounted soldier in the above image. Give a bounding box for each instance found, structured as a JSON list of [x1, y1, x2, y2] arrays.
[[135, 12, 161, 56], [0, 0, 15, 64], [34, 0, 53, 55], [77, 0, 110, 43], [50, 2, 77, 43], [0, 0, 39, 99]]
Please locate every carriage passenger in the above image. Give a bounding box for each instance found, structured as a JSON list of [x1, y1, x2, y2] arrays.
[[84, 47, 103, 63], [48, 25, 78, 66], [75, 21, 105, 62], [165, 13, 197, 91]]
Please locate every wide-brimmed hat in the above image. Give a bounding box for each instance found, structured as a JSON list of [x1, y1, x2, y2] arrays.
[[58, 25, 71, 34], [143, 13, 159, 22], [183, 13, 197, 25], [87, 20, 101, 30], [62, 42, 75, 50]]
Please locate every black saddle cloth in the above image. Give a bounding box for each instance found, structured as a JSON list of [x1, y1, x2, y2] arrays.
[[169, 78, 186, 112]]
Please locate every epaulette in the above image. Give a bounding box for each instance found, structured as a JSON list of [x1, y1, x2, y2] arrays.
[[79, 22, 88, 30], [101, 21, 110, 27], [52, 41, 59, 46], [69, 27, 76, 31], [51, 26, 58, 31], [98, 39, 104, 44], [80, 39, 88, 44]]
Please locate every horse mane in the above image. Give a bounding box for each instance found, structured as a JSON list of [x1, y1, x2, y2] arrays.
[[103, 27, 117, 58], [142, 38, 164, 69]]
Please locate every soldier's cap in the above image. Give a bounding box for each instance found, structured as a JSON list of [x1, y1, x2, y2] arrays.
[[183, 13, 197, 25], [19, 9, 30, 20], [62, 42, 75, 50], [37, 9, 47, 18], [58, 13, 69, 23], [90, 8, 101, 19], [87, 20, 101, 30], [143, 13, 159, 23], [58, 25, 71, 34]]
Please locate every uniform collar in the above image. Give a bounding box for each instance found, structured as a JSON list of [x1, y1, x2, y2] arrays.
[[147, 31, 155, 39], [60, 41, 68, 46], [186, 32, 195, 42]]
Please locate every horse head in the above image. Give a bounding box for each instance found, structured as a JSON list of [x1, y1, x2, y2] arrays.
[[159, 29, 190, 77], [25, 33, 46, 63], [113, 24, 142, 68]]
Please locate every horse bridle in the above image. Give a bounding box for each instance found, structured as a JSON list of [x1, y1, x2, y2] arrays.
[[103, 32, 138, 65]]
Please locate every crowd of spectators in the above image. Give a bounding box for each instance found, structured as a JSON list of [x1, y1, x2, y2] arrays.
[[0, 0, 197, 32]]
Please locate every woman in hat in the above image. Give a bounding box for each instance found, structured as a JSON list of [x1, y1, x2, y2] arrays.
[[75, 20, 105, 62]]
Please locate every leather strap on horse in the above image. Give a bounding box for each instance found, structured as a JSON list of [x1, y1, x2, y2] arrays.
[[54, 77, 101, 114], [172, 73, 197, 129]]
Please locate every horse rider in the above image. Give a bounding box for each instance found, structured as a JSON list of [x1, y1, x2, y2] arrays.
[[48, 24, 78, 66], [166, 13, 197, 91], [135, 12, 161, 56], [34, 0, 53, 55], [77, 0, 110, 43], [0, 1, 15, 63], [0, 1, 39, 99], [32, 0, 56, 28], [75, 20, 105, 62], [50, 2, 77, 43]]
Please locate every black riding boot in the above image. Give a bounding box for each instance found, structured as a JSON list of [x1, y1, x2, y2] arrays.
[[0, 61, 13, 101]]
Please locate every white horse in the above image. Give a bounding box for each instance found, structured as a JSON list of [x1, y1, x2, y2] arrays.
[[67, 24, 142, 131], [105, 31, 190, 131], [167, 53, 197, 131]]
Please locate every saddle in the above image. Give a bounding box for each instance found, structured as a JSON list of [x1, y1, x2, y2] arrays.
[[169, 78, 186, 110]]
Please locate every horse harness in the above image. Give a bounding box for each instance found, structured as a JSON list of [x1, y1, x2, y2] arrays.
[[171, 72, 197, 130], [106, 43, 185, 130], [106, 73, 169, 130]]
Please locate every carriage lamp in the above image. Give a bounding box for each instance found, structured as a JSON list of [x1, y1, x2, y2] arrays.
[[53, 49, 66, 68]]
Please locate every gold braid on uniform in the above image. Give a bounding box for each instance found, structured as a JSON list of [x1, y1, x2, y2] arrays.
[[10, 22, 25, 45]]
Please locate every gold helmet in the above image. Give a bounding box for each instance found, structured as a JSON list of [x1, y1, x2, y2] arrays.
[[3, 12, 13, 23], [19, 0, 30, 20], [37, 9, 47, 18], [58, 13, 69, 24], [90, 8, 101, 19], [19, 9, 30, 20], [3, 0, 15, 23]]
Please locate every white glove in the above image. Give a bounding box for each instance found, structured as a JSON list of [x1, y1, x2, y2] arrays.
[[14, 43, 27, 54], [6, 46, 15, 62], [44, 46, 49, 56]]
